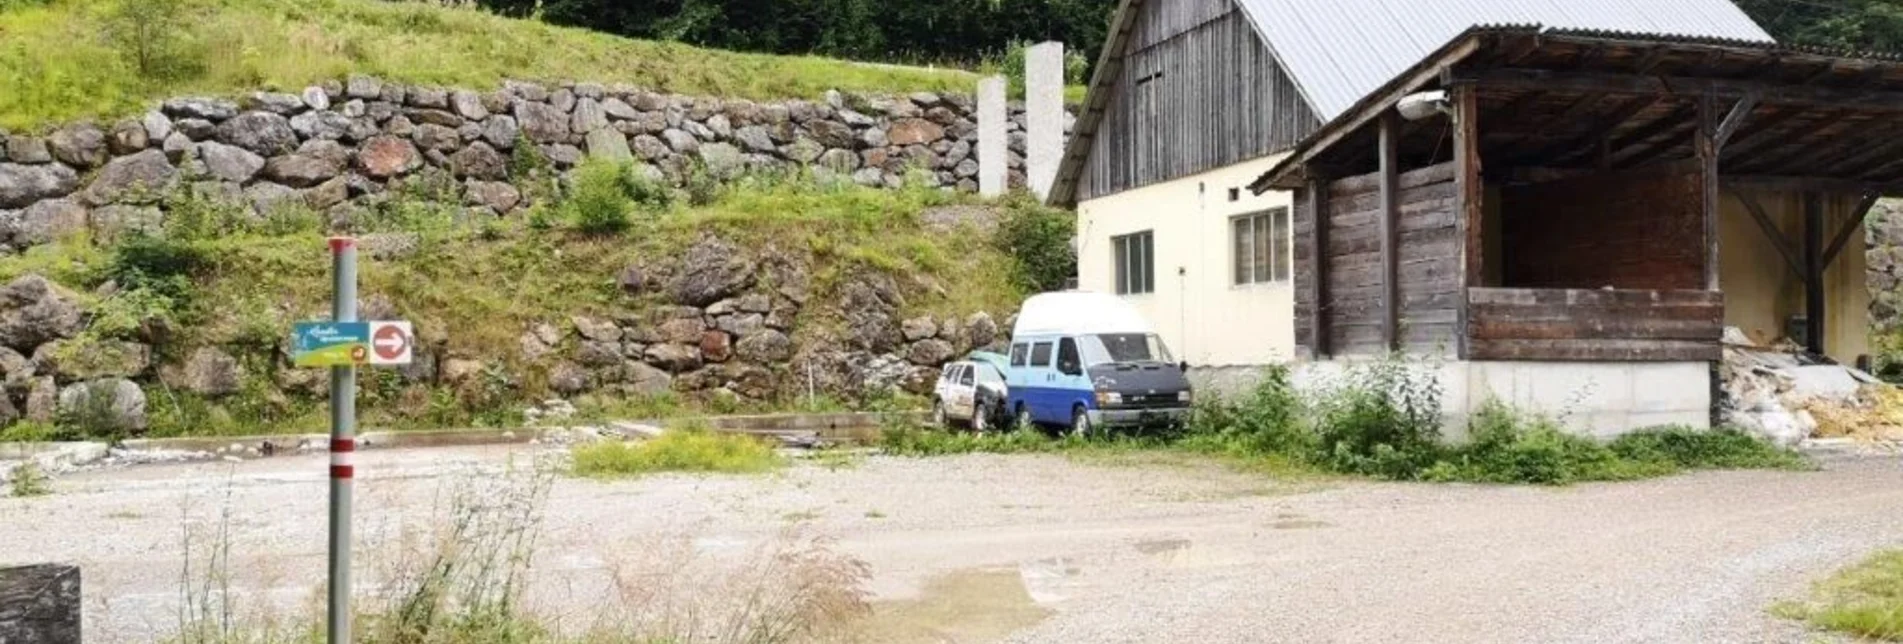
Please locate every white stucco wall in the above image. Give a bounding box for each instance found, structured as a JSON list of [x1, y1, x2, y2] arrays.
[[1076, 155, 1296, 368]]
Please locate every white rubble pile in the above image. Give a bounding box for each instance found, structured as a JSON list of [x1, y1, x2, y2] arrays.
[[1718, 327, 1887, 447]]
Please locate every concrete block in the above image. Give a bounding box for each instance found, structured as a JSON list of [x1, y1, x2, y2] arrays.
[[1024, 41, 1064, 201], [1629, 362, 1713, 416], [977, 76, 1008, 197]]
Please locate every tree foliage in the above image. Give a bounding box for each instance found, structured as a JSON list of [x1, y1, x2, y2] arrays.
[[1737, 0, 1903, 51], [478, 0, 1115, 72]]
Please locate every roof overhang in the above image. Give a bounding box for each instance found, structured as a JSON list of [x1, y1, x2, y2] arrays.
[[1252, 27, 1903, 195], [1045, 0, 1144, 208]]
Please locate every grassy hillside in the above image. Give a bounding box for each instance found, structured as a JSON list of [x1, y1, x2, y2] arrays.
[[0, 167, 1063, 439], [0, 0, 993, 130]]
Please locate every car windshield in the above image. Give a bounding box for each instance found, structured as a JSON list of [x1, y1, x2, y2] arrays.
[[1079, 333, 1174, 366]]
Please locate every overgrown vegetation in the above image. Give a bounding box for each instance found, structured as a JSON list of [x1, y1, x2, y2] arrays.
[[0, 0, 992, 130], [1775, 549, 1903, 641], [883, 356, 1811, 485], [5, 461, 50, 497], [0, 168, 1031, 440], [164, 465, 870, 643], [994, 193, 1078, 293], [570, 428, 785, 477]]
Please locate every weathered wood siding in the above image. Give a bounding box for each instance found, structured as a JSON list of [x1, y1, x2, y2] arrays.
[[1499, 170, 1706, 290], [1076, 0, 1320, 201], [1294, 162, 1461, 357], [1467, 288, 1724, 361]]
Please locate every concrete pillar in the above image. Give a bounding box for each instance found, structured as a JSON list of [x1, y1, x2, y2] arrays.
[[977, 75, 1008, 197], [1025, 41, 1065, 201]]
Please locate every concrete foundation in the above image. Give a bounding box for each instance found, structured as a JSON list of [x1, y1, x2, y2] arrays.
[[977, 75, 1008, 197], [1025, 41, 1064, 200], [1288, 360, 1713, 440]]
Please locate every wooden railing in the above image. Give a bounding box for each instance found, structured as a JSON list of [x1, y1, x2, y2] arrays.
[[1465, 288, 1723, 362]]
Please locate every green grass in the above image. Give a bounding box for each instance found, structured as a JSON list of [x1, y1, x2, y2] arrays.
[[570, 430, 785, 477], [0, 173, 1045, 439], [7, 461, 51, 497], [1775, 549, 1903, 641], [0, 0, 1008, 130]]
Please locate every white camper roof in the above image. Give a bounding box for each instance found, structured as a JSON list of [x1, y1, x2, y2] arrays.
[[1012, 291, 1154, 338]]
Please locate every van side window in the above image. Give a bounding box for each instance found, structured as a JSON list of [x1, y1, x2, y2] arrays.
[[958, 367, 974, 386], [1009, 344, 1028, 367], [1057, 338, 1080, 373], [1030, 342, 1053, 366]]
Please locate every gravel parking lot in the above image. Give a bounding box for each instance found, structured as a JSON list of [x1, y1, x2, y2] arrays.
[[3, 445, 1900, 643]]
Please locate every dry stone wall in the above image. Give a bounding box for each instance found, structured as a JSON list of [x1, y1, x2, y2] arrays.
[[0, 75, 1069, 251]]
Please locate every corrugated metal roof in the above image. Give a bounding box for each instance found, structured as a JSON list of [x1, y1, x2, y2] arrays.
[[1232, 0, 1775, 120]]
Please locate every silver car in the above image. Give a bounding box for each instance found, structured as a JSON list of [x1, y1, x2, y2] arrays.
[[930, 360, 1009, 431]]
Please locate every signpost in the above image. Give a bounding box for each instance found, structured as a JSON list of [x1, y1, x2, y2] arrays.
[[292, 238, 413, 644]]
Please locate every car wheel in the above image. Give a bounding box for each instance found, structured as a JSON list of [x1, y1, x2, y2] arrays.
[[1015, 404, 1034, 431], [1071, 405, 1092, 437], [931, 398, 948, 428], [971, 403, 991, 433]]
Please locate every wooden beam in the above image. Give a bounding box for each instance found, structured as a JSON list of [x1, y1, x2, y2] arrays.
[[1542, 96, 1662, 166], [1619, 119, 1700, 168], [1804, 192, 1826, 355], [1824, 123, 1903, 176], [1825, 192, 1881, 268], [1448, 67, 1903, 113], [1378, 111, 1401, 352], [1745, 119, 1883, 176], [1453, 86, 1481, 360], [1307, 179, 1330, 358], [1797, 61, 1837, 85], [1731, 115, 1851, 175], [1726, 184, 1806, 279], [1633, 47, 1670, 75], [1712, 92, 1760, 149], [1718, 107, 1809, 162], [1253, 38, 1485, 192], [1606, 104, 1695, 164], [1699, 95, 1721, 291], [1725, 174, 1903, 196]]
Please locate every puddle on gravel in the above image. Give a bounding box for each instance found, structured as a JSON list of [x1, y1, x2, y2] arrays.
[[853, 567, 1056, 643], [1270, 518, 1332, 530]]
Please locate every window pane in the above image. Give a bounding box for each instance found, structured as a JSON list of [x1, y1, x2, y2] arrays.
[[1233, 217, 1251, 284], [1113, 236, 1128, 295], [1141, 232, 1154, 293], [1058, 338, 1080, 368], [1030, 342, 1053, 366], [958, 367, 974, 386], [1009, 344, 1027, 366], [1272, 209, 1291, 282]]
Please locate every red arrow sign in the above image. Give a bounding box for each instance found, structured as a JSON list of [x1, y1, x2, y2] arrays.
[[373, 324, 410, 362]]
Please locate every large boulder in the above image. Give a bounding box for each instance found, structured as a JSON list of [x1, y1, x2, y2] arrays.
[[0, 163, 80, 208], [48, 123, 109, 168], [161, 97, 240, 121], [83, 150, 176, 205], [213, 112, 299, 156], [888, 118, 947, 146], [515, 101, 569, 144], [482, 115, 520, 149], [142, 111, 175, 143], [197, 141, 265, 183], [57, 378, 147, 434], [549, 361, 590, 395], [463, 180, 521, 213], [571, 98, 609, 133], [901, 317, 938, 342], [0, 275, 81, 353], [671, 237, 756, 306], [807, 120, 856, 149], [571, 315, 622, 342], [698, 143, 746, 179], [108, 119, 150, 155], [907, 339, 957, 366], [585, 129, 632, 162], [644, 343, 703, 372], [245, 92, 307, 115], [6, 137, 51, 164], [734, 329, 792, 364], [162, 347, 242, 396], [90, 205, 163, 244], [447, 142, 507, 180], [43, 339, 150, 380], [7, 199, 88, 247], [966, 312, 999, 347], [840, 274, 903, 352], [290, 110, 353, 141], [622, 361, 673, 396], [451, 90, 489, 121], [356, 136, 422, 179], [262, 154, 341, 188]]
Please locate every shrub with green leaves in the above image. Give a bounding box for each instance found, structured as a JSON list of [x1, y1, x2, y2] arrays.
[[570, 429, 784, 477], [1309, 356, 1446, 478], [1181, 366, 1309, 457], [563, 159, 673, 235], [993, 196, 1077, 292]]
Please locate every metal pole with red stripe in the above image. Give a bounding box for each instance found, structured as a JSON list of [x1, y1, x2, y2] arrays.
[[326, 236, 357, 643]]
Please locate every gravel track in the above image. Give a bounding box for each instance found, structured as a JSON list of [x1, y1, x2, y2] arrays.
[[3, 446, 1900, 643]]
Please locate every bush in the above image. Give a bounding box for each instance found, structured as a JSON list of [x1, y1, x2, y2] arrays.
[[993, 197, 1077, 292], [880, 424, 1059, 456], [1309, 356, 1445, 478], [1181, 366, 1309, 457], [570, 429, 784, 477], [102, 0, 205, 82], [563, 159, 673, 235], [7, 461, 50, 497]]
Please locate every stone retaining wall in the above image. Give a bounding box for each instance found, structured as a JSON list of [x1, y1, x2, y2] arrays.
[[0, 75, 1071, 252]]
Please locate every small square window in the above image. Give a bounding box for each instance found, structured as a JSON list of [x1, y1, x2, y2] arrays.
[[1232, 208, 1291, 285], [1112, 231, 1155, 295]]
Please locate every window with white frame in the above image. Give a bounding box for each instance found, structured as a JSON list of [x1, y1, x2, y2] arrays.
[[1232, 208, 1290, 285], [1112, 231, 1155, 295]]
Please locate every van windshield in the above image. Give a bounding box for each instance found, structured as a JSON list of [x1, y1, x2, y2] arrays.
[[1079, 333, 1174, 367]]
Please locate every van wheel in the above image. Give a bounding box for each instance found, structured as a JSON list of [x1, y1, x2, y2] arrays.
[[1015, 405, 1034, 431], [1070, 405, 1092, 437], [931, 398, 948, 428]]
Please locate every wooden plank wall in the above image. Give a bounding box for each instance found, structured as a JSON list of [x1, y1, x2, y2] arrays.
[[1295, 162, 1461, 357], [1498, 170, 1705, 290], [1467, 288, 1724, 361], [1076, 0, 1321, 201]]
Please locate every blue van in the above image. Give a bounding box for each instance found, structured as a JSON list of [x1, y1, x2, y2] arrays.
[[1003, 292, 1193, 434]]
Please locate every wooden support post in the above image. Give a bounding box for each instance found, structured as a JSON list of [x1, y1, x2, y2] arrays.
[[1824, 193, 1880, 268], [1804, 192, 1826, 355], [1697, 95, 1721, 291], [1727, 184, 1806, 280], [1453, 87, 1481, 360], [1307, 179, 1331, 359], [1378, 110, 1400, 352]]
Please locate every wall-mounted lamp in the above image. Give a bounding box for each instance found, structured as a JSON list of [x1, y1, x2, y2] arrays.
[[1397, 90, 1451, 121]]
